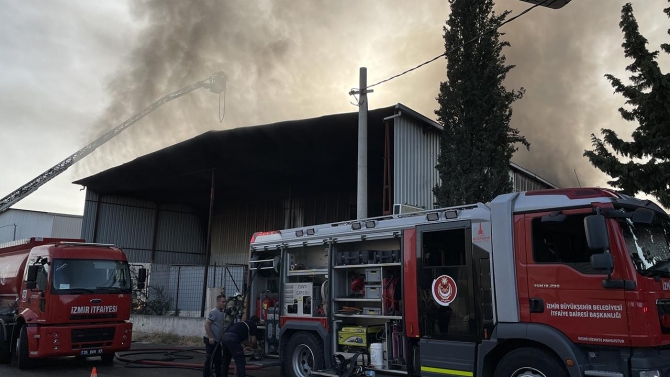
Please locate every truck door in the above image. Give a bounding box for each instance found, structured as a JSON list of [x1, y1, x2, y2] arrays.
[[521, 209, 630, 346], [24, 258, 49, 315], [416, 221, 481, 377]]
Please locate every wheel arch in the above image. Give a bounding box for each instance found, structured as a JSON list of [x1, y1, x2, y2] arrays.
[[279, 321, 331, 368], [480, 323, 586, 377]]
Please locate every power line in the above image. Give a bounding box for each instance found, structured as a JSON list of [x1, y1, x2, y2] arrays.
[[357, 0, 553, 92]]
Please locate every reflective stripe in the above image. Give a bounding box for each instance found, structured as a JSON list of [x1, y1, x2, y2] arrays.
[[420, 366, 474, 377]]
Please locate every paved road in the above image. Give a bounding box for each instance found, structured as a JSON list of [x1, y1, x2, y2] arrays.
[[0, 342, 280, 377]]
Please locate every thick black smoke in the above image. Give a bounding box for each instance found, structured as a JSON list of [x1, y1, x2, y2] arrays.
[[72, 0, 667, 195]]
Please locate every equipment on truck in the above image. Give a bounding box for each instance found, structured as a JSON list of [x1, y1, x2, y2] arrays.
[[0, 237, 146, 369], [246, 187, 670, 377], [0, 71, 228, 215]]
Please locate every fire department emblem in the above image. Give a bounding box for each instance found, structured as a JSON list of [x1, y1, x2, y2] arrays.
[[431, 275, 457, 306]]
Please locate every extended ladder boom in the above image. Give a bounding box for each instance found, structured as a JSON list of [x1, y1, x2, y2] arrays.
[[0, 71, 228, 214]]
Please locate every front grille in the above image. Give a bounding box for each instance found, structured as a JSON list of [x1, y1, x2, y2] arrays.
[[71, 327, 116, 343]]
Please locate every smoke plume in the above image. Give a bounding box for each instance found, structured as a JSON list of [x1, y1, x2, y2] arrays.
[[72, 0, 669, 195]]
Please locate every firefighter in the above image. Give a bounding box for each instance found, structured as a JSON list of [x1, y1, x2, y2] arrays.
[[223, 292, 242, 330], [203, 294, 227, 377], [221, 315, 260, 377]]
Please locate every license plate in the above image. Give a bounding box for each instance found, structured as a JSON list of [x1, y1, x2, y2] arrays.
[[80, 348, 103, 356]]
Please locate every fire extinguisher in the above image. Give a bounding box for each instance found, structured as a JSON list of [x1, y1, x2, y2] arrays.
[[256, 298, 262, 319], [263, 296, 273, 320]]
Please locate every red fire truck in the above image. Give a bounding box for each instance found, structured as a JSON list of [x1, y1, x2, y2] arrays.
[[247, 188, 670, 377], [0, 237, 146, 369]]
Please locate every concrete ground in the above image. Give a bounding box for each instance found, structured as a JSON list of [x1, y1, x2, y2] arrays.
[[0, 342, 281, 377]]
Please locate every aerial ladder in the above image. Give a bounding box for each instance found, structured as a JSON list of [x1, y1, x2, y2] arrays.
[[0, 71, 228, 214]]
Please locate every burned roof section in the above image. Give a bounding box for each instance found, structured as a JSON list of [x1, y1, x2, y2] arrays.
[[74, 104, 419, 211]]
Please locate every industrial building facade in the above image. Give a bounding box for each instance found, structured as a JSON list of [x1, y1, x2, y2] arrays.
[[74, 103, 556, 316], [0, 208, 82, 244]]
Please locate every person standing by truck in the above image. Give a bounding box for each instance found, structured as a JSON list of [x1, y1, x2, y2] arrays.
[[203, 294, 227, 377], [221, 315, 260, 377]]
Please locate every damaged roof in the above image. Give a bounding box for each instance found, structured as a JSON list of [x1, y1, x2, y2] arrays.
[[74, 103, 435, 210]]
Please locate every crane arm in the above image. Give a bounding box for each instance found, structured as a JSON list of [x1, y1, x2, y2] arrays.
[[0, 71, 228, 214]]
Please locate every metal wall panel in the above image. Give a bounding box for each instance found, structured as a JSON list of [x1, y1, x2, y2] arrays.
[[210, 195, 354, 266], [0, 209, 82, 243], [155, 210, 206, 263], [120, 248, 152, 264], [51, 215, 83, 239], [95, 200, 155, 250], [511, 170, 554, 192], [211, 201, 285, 266], [154, 250, 206, 265], [81, 192, 97, 242], [393, 115, 441, 210], [80, 191, 208, 265]]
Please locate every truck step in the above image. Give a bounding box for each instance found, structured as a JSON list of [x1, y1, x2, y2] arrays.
[[312, 370, 340, 377], [585, 371, 624, 377]]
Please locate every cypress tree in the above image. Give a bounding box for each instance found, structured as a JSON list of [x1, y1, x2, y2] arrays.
[[434, 0, 529, 207], [584, 2, 670, 208]]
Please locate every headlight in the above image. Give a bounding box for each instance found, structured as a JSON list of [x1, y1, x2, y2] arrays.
[[639, 370, 661, 377]]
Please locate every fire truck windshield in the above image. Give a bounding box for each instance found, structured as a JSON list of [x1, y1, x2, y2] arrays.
[[51, 259, 132, 293], [619, 210, 670, 277]]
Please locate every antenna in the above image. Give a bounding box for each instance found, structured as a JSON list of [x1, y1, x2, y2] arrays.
[[574, 169, 582, 188]]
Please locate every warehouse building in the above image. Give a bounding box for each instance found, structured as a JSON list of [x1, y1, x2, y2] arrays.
[[0, 208, 82, 244], [73, 103, 556, 316]]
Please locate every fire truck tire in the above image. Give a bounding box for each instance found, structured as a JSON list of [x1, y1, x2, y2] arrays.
[[494, 347, 567, 377], [15, 326, 31, 370], [101, 352, 115, 364], [286, 332, 325, 377]]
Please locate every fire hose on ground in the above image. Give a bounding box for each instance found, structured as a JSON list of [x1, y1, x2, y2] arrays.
[[115, 346, 277, 373]]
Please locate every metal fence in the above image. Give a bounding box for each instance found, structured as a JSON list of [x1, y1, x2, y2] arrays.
[[131, 263, 248, 318]]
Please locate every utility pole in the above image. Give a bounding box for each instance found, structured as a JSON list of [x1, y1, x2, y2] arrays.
[[350, 67, 373, 219]]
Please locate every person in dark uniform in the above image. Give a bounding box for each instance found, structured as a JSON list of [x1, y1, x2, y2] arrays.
[[221, 315, 260, 377]]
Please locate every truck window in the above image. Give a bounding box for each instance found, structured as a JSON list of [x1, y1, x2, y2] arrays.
[[531, 214, 600, 274], [419, 228, 473, 340], [35, 266, 48, 291]]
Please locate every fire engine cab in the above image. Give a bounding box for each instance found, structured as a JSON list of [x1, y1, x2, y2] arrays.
[[247, 188, 670, 377]]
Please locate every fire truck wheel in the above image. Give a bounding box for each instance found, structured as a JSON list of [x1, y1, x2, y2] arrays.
[[15, 326, 31, 370], [101, 352, 115, 364], [494, 347, 567, 377], [286, 332, 325, 377]]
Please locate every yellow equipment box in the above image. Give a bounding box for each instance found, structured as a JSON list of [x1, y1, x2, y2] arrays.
[[337, 326, 384, 348]]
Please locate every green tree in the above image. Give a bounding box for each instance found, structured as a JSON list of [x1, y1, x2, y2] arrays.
[[584, 2, 670, 207], [434, 0, 529, 207]]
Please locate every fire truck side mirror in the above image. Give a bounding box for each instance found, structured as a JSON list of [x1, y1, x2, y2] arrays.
[[590, 253, 614, 272], [584, 214, 610, 252], [632, 208, 655, 225], [26, 265, 38, 282]]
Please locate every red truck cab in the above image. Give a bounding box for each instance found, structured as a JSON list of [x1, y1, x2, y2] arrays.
[[0, 237, 146, 369]]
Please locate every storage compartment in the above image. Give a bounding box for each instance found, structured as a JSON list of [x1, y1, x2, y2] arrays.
[[365, 285, 382, 299], [284, 282, 315, 316], [338, 250, 374, 265], [337, 325, 384, 349], [365, 268, 381, 283], [375, 249, 401, 263], [362, 307, 382, 315]]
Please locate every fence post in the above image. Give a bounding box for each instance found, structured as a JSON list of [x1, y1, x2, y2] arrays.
[[175, 266, 181, 315]]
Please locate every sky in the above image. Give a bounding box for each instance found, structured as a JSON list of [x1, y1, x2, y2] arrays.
[[0, 0, 668, 217]]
